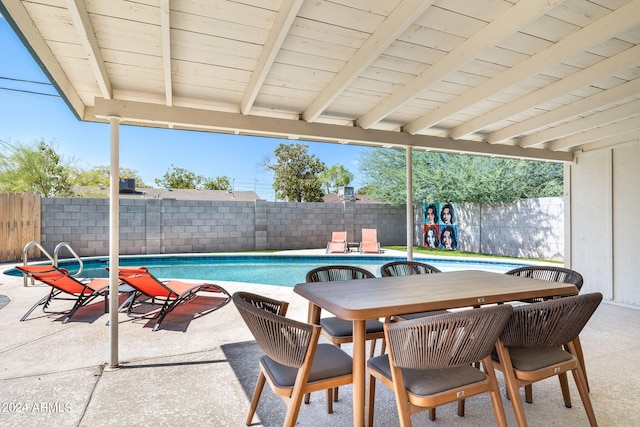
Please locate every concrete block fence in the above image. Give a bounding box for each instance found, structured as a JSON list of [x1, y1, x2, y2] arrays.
[[37, 196, 563, 261]]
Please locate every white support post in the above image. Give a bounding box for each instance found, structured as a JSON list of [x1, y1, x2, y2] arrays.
[[406, 147, 413, 261], [108, 116, 121, 369]]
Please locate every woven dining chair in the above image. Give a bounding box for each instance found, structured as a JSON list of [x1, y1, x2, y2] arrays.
[[367, 305, 513, 427], [232, 292, 353, 427], [380, 260, 446, 321], [505, 265, 588, 401], [492, 292, 602, 427]]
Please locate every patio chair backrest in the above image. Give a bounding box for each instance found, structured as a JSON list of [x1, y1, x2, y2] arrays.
[[386, 304, 513, 370], [380, 261, 441, 277], [331, 231, 347, 242], [505, 266, 583, 290], [306, 265, 375, 283], [117, 267, 176, 298], [233, 291, 314, 368], [233, 291, 289, 316], [362, 228, 377, 242], [500, 292, 602, 349], [27, 267, 94, 295]]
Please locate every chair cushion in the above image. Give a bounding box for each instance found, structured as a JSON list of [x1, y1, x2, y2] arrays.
[[320, 317, 384, 338], [493, 347, 573, 371], [260, 343, 352, 388], [368, 354, 487, 396]]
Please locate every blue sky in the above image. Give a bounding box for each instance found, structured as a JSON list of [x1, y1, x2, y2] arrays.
[[0, 14, 371, 201]]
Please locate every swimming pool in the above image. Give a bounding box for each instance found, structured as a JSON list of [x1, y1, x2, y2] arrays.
[[4, 254, 527, 287]]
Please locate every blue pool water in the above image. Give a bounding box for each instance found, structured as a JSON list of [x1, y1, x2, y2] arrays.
[[5, 254, 527, 287]]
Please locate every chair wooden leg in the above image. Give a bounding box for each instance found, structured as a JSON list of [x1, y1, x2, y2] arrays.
[[247, 372, 266, 425], [572, 336, 590, 392], [327, 388, 333, 414], [429, 407, 436, 421], [496, 341, 528, 427], [484, 357, 508, 427], [525, 384, 533, 403], [457, 399, 465, 417], [571, 366, 598, 426], [366, 375, 376, 427], [559, 372, 572, 408]]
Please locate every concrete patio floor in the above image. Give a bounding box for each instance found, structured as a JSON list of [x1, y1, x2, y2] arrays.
[[0, 255, 636, 426]]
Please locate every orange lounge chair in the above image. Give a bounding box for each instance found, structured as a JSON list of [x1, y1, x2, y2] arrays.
[[359, 228, 380, 253], [16, 265, 109, 323], [116, 267, 231, 331], [326, 231, 348, 253]]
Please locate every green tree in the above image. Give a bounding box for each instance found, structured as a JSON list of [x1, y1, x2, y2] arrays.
[[154, 165, 201, 189], [360, 148, 563, 205], [202, 176, 231, 190], [71, 165, 147, 187], [320, 164, 354, 193], [264, 143, 326, 202], [0, 139, 73, 197]]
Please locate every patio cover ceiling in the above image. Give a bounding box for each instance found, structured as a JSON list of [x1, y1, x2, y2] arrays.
[[2, 0, 640, 163]]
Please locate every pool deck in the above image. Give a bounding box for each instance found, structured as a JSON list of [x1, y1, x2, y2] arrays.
[[0, 249, 637, 426]]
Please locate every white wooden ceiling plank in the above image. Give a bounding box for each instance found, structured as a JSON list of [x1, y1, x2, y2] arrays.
[[358, 66, 414, 86], [383, 40, 446, 64], [591, 75, 630, 90], [85, 0, 159, 25], [172, 84, 242, 107], [89, 14, 161, 55], [519, 14, 580, 43], [279, 34, 355, 61], [413, 5, 487, 38], [548, 116, 640, 150], [170, 10, 268, 45], [546, 0, 611, 26], [451, 43, 640, 139], [172, 0, 276, 29], [520, 99, 640, 147], [457, 59, 508, 78], [360, 0, 564, 130], [302, 0, 434, 123], [287, 17, 369, 49], [397, 25, 464, 52], [328, 0, 402, 16], [432, 0, 514, 22], [298, 0, 386, 33], [476, 46, 529, 68], [241, 0, 303, 115], [495, 31, 552, 55], [172, 30, 263, 63], [372, 55, 428, 75], [349, 76, 405, 93], [262, 62, 334, 92], [403, 0, 640, 135], [276, 49, 344, 73]]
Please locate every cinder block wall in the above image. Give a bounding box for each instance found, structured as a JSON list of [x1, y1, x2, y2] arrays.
[[39, 197, 562, 260], [40, 199, 407, 256]]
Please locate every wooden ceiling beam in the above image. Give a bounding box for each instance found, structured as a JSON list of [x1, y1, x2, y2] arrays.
[[67, 0, 112, 99], [548, 116, 640, 151], [160, 0, 172, 107], [403, 0, 640, 135], [240, 0, 304, 115], [451, 44, 640, 140], [357, 0, 564, 130], [302, 0, 434, 123]]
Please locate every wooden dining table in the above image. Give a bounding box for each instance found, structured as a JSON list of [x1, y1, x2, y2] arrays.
[[293, 269, 579, 427]]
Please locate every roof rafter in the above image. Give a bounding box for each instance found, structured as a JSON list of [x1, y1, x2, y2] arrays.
[[356, 0, 564, 130], [548, 116, 640, 151], [302, 0, 434, 123], [521, 99, 640, 147], [160, 0, 172, 107], [402, 0, 640, 135], [450, 44, 640, 141], [240, 0, 304, 115], [66, 0, 112, 99], [488, 78, 640, 145]]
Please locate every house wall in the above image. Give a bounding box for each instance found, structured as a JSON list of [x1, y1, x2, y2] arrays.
[[569, 139, 640, 307]]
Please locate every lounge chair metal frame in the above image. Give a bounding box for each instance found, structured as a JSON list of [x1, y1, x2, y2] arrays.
[[16, 265, 109, 323], [117, 267, 231, 331]]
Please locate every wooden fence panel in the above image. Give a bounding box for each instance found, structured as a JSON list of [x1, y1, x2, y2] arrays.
[[0, 193, 41, 262]]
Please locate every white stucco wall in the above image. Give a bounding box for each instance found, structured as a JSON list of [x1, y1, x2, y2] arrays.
[[569, 139, 640, 306]]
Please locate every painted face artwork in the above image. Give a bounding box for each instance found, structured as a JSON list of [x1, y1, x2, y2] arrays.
[[426, 229, 437, 248], [442, 231, 453, 248], [426, 208, 436, 225], [441, 208, 452, 224]]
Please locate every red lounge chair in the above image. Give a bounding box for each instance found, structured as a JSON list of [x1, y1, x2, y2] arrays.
[[359, 228, 380, 253], [16, 265, 109, 323], [116, 267, 231, 331], [326, 231, 348, 253]]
